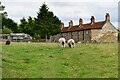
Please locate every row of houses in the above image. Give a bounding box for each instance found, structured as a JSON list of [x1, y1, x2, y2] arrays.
[[50, 13, 118, 43]]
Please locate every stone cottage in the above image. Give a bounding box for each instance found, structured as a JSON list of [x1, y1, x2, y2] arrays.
[[50, 13, 118, 43]]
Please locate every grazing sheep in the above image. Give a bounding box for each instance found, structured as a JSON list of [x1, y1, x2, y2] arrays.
[[67, 39, 75, 48], [59, 38, 66, 48], [5, 40, 11, 45]]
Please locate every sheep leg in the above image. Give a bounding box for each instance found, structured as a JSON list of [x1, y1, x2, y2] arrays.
[[68, 43, 71, 48], [71, 43, 75, 48], [62, 41, 65, 48]]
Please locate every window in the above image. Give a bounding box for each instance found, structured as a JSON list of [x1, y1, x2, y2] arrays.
[[18, 37, 23, 39], [86, 31, 89, 35], [13, 37, 17, 39]]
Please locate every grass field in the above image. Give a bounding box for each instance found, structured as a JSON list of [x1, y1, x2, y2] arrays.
[[1, 42, 118, 78]]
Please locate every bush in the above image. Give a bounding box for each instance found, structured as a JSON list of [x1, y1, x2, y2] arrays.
[[2, 26, 12, 34]]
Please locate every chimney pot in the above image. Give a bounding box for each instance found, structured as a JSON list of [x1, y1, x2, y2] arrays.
[[69, 20, 73, 27], [105, 13, 110, 22], [79, 18, 83, 25], [61, 22, 64, 30], [90, 16, 95, 24]]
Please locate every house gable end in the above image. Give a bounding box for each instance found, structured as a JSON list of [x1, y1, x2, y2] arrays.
[[102, 22, 117, 31]]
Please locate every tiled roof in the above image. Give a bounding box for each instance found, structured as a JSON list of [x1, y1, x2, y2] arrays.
[[61, 21, 105, 32]]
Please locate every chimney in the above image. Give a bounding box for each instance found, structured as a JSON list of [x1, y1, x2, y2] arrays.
[[90, 16, 95, 24], [69, 20, 73, 27], [61, 22, 64, 30], [79, 18, 83, 25], [105, 13, 110, 22]]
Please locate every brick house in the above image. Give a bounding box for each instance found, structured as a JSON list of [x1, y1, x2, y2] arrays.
[[50, 13, 118, 43]]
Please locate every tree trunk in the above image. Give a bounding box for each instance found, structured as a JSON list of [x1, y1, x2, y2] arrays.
[[50, 35, 52, 42], [45, 35, 47, 42]]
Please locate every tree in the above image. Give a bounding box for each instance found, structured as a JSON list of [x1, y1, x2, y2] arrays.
[[27, 16, 35, 36], [2, 26, 13, 34], [19, 16, 35, 37], [1, 2, 18, 33], [0, 2, 6, 31], [35, 3, 61, 41], [19, 17, 27, 33], [0, 2, 7, 17], [2, 16, 18, 32]]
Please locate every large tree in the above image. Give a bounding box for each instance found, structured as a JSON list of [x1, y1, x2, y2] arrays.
[[27, 16, 35, 36], [2, 16, 18, 32], [19, 17, 28, 33], [2, 26, 13, 34], [1, 2, 18, 33], [35, 3, 61, 40], [0, 2, 7, 17], [19, 16, 35, 36]]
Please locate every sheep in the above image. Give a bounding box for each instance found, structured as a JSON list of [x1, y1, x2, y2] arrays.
[[67, 39, 75, 48], [58, 38, 66, 48]]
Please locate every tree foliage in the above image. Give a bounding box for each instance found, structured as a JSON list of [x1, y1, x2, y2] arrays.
[[34, 3, 61, 39], [2, 26, 13, 34], [19, 17, 27, 33], [2, 3, 61, 41], [1, 2, 18, 33], [19, 16, 35, 36], [2, 16, 18, 32]]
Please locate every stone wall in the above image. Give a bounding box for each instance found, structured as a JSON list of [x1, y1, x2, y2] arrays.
[[91, 29, 101, 41], [50, 30, 91, 43], [78, 31, 84, 42], [92, 30, 118, 42], [91, 22, 118, 42], [84, 30, 91, 43], [72, 31, 79, 42], [67, 32, 72, 41]]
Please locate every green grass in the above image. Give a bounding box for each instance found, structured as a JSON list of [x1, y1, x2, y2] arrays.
[[1, 42, 118, 78]]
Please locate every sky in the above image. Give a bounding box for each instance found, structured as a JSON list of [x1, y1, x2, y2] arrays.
[[1, 0, 119, 28]]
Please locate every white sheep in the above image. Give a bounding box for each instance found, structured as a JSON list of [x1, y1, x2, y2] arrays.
[[58, 38, 66, 48], [67, 39, 75, 48]]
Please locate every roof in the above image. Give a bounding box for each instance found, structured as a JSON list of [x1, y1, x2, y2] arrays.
[[61, 21, 105, 32], [10, 33, 25, 36]]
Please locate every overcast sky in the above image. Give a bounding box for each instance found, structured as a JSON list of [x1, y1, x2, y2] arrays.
[[1, 0, 119, 28]]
